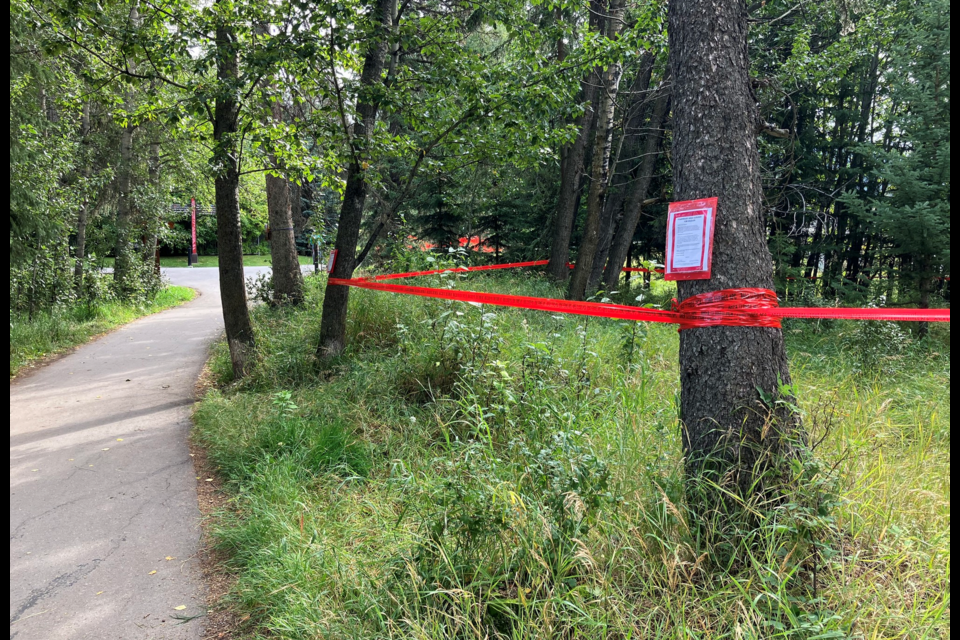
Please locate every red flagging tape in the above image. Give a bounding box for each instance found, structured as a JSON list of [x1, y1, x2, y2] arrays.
[[673, 288, 783, 330], [329, 262, 950, 328], [330, 278, 677, 323]]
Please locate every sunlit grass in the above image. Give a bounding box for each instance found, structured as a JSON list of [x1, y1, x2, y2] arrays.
[[194, 273, 949, 639]]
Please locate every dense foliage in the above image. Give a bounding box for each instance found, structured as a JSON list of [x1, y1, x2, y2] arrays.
[[11, 0, 949, 313]]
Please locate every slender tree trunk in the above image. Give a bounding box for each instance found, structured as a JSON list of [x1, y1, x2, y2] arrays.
[[264, 100, 304, 304], [142, 139, 161, 274], [669, 0, 800, 506], [214, 15, 256, 378], [568, 0, 625, 300], [586, 53, 657, 292], [546, 0, 603, 282], [113, 4, 139, 291], [74, 101, 91, 293], [601, 83, 671, 293], [317, 0, 394, 358]]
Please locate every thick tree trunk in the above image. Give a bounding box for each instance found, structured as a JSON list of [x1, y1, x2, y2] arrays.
[[669, 0, 799, 503], [317, 0, 394, 358], [214, 16, 256, 378], [568, 0, 625, 300], [546, 0, 603, 282], [264, 100, 304, 305], [601, 83, 671, 293]]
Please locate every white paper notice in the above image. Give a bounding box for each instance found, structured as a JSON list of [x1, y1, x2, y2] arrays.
[[672, 214, 706, 269]]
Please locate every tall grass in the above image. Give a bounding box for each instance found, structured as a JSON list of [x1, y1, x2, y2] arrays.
[[193, 272, 949, 639], [9, 285, 195, 378]]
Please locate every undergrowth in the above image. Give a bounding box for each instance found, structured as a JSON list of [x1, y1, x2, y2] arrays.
[[9, 284, 196, 378], [193, 269, 950, 639]]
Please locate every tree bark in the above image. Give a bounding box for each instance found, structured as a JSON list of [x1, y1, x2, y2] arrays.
[[214, 14, 256, 378], [317, 0, 394, 358], [567, 0, 625, 300], [264, 99, 304, 305], [669, 0, 800, 503], [546, 0, 603, 282], [601, 81, 671, 293]]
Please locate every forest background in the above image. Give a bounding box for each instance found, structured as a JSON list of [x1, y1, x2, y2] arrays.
[[9, 0, 950, 636]]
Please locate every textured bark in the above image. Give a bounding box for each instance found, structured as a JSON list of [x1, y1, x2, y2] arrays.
[[317, 0, 394, 358], [567, 0, 625, 300], [264, 99, 304, 305], [546, 0, 603, 282], [669, 0, 799, 495], [601, 81, 671, 293], [214, 15, 256, 378]]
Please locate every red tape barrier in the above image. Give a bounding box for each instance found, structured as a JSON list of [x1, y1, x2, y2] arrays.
[[328, 262, 949, 329]]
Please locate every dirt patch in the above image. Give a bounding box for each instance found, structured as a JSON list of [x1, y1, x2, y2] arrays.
[[191, 360, 245, 640]]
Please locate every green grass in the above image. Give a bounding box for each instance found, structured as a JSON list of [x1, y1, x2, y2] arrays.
[[10, 285, 196, 378], [193, 272, 950, 639], [102, 255, 317, 268]]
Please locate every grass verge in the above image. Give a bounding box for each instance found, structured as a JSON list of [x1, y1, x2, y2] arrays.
[[10, 285, 196, 379], [194, 272, 949, 639]]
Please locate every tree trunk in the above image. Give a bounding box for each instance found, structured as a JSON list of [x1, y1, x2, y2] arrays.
[[74, 101, 91, 293], [546, 0, 603, 282], [568, 0, 625, 300], [601, 82, 671, 293], [317, 0, 394, 358], [669, 0, 800, 506], [214, 15, 256, 378], [113, 4, 140, 291], [264, 99, 304, 305], [586, 53, 657, 292], [142, 139, 161, 274]]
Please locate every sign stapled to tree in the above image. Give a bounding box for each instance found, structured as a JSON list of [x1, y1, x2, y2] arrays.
[[664, 198, 717, 281]]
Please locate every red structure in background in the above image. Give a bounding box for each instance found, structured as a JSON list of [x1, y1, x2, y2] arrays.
[[407, 236, 496, 253]]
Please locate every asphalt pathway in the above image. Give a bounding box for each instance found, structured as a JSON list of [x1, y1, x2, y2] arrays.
[[9, 266, 305, 639]]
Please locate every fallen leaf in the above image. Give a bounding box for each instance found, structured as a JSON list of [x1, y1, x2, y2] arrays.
[[116, 438, 123, 442], [205, 478, 213, 482], [68, 458, 74, 461], [102, 448, 110, 451], [148, 570, 157, 575], [173, 605, 186, 611], [96, 591, 104, 596], [31, 469, 39, 472], [165, 556, 175, 561]]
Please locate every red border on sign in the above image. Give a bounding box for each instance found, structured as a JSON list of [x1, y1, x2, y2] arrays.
[[665, 197, 717, 281]]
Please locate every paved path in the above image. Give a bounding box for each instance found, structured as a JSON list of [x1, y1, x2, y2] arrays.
[[10, 267, 302, 640]]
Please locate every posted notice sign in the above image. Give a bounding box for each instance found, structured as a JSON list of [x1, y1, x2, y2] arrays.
[[665, 197, 717, 281]]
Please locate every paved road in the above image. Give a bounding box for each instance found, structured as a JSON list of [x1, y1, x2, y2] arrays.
[[9, 267, 303, 640]]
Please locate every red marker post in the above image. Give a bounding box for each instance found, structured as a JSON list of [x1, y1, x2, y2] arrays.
[[664, 197, 717, 281], [189, 198, 199, 266]]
